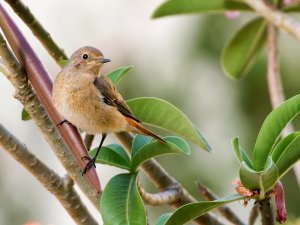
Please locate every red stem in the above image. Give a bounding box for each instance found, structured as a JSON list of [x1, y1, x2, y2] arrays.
[[0, 4, 100, 192]]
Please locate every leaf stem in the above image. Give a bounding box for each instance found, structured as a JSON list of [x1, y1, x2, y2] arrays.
[[0, 124, 98, 225], [249, 203, 259, 225]]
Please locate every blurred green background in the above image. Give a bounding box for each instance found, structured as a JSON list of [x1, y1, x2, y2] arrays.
[[0, 1, 299, 224]]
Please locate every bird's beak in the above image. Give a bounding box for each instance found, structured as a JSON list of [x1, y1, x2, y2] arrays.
[[99, 58, 111, 63]]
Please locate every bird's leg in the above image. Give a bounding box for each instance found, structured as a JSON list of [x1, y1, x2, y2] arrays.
[[82, 133, 107, 175]]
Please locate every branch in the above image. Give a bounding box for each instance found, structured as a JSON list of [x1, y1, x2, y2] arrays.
[[249, 203, 259, 225], [115, 132, 225, 225], [0, 4, 101, 193], [0, 31, 100, 207], [258, 197, 275, 225], [84, 134, 95, 151], [4, 0, 68, 63], [0, 124, 98, 225], [196, 182, 246, 225], [242, 0, 300, 41], [138, 182, 180, 206]]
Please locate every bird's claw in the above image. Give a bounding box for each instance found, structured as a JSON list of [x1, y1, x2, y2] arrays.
[[81, 156, 96, 175]]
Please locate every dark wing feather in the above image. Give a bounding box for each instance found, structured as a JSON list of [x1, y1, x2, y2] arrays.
[[94, 76, 140, 122]]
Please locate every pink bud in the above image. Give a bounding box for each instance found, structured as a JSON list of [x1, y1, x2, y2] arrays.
[[284, 0, 295, 5], [274, 182, 287, 223], [224, 11, 240, 20]]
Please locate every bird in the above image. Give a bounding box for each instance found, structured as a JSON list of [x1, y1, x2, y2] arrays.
[[52, 46, 165, 174]]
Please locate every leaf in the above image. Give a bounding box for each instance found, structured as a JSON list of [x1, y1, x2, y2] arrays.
[[253, 94, 300, 171], [131, 136, 190, 172], [152, 0, 251, 18], [231, 137, 253, 168], [126, 97, 212, 151], [283, 4, 300, 13], [240, 157, 278, 199], [100, 173, 146, 225], [273, 134, 300, 179], [221, 17, 267, 79], [155, 194, 244, 225], [90, 144, 131, 170], [131, 134, 153, 156], [58, 59, 68, 67], [21, 108, 31, 121], [272, 132, 300, 163], [107, 66, 133, 85]]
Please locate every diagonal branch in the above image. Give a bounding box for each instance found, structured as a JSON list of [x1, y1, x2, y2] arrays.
[[242, 0, 300, 41], [0, 4, 101, 193], [0, 32, 100, 208], [4, 0, 68, 63], [0, 124, 98, 225]]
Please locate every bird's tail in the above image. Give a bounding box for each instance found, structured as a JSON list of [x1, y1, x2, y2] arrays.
[[126, 118, 166, 143]]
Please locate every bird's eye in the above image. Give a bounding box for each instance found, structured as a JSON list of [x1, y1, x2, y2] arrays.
[[82, 54, 88, 59]]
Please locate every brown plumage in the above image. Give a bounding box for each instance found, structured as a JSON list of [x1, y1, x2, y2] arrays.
[[52, 46, 165, 174]]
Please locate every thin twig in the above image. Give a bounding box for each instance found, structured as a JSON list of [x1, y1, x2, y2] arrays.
[[84, 134, 95, 151], [258, 197, 275, 225], [4, 0, 68, 63], [249, 203, 259, 225], [0, 32, 100, 208], [242, 0, 300, 41], [266, 21, 300, 185], [0, 124, 98, 225], [138, 181, 180, 206], [115, 132, 225, 225], [196, 182, 246, 225]]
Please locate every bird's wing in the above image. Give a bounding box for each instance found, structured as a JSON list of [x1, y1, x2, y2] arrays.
[[93, 75, 140, 122]]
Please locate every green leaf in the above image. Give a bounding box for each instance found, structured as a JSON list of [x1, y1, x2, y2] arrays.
[[272, 132, 300, 163], [126, 97, 212, 152], [240, 157, 278, 199], [131, 134, 153, 156], [152, 0, 251, 18], [273, 134, 300, 179], [100, 173, 146, 225], [283, 4, 300, 13], [107, 66, 133, 85], [58, 59, 68, 67], [231, 137, 253, 168], [221, 17, 267, 79], [253, 94, 300, 171], [155, 194, 244, 225], [131, 136, 190, 172], [90, 144, 131, 170], [21, 108, 31, 121]]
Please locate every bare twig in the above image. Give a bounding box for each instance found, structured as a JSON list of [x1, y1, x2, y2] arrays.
[[242, 0, 300, 41], [138, 181, 180, 206], [0, 4, 101, 193], [84, 134, 95, 151], [196, 182, 246, 225], [116, 132, 225, 225], [266, 21, 300, 184], [0, 124, 98, 225], [249, 203, 259, 225], [4, 0, 68, 63], [0, 32, 100, 207], [258, 197, 275, 225]]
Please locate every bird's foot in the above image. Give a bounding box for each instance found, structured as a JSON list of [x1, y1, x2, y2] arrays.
[[81, 156, 96, 175]]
